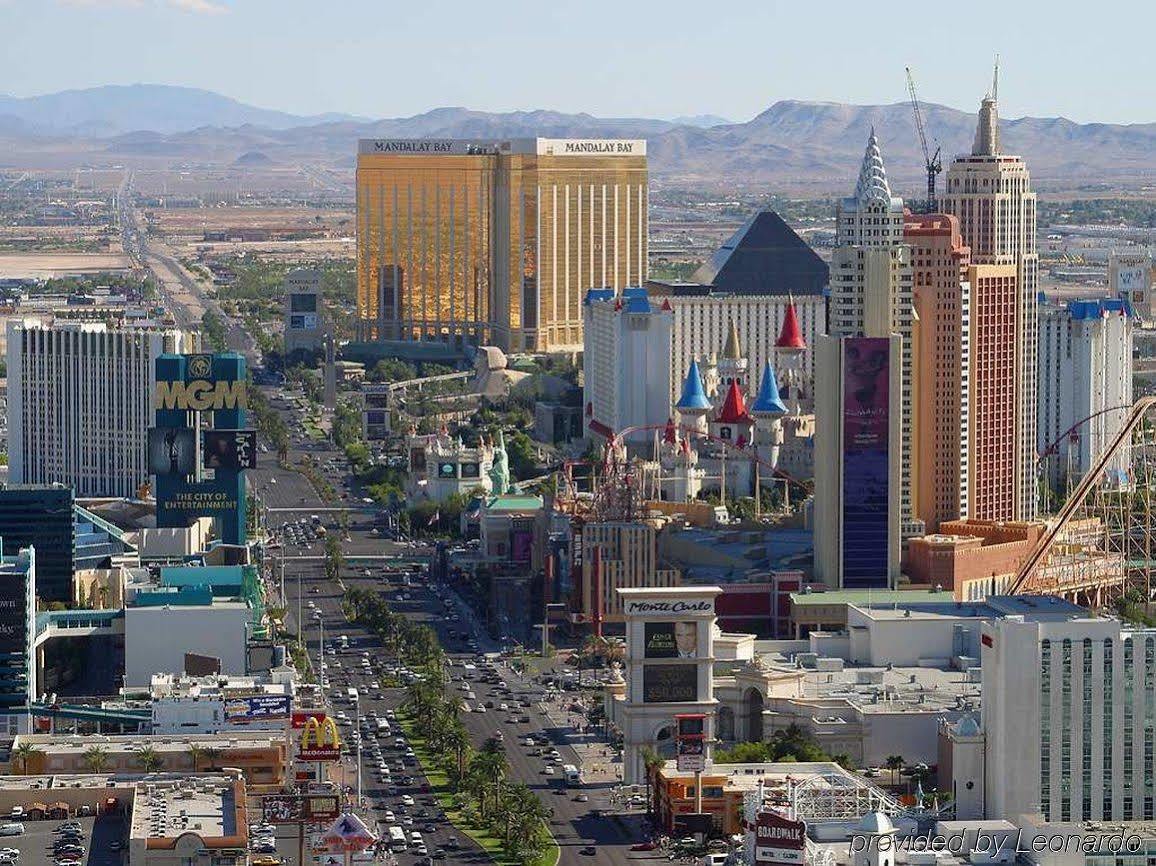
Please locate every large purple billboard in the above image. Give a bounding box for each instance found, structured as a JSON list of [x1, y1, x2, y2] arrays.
[[841, 338, 890, 588]]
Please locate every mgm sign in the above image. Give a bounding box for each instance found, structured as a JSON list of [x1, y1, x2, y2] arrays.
[[152, 353, 249, 545]]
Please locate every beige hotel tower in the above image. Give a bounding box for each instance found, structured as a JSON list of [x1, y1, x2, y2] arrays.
[[356, 138, 648, 353], [940, 73, 1039, 522]]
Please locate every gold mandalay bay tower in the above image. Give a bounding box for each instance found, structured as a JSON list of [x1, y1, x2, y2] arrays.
[[356, 138, 648, 353]]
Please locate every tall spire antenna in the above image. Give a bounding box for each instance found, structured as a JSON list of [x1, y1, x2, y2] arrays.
[[992, 54, 1000, 102]]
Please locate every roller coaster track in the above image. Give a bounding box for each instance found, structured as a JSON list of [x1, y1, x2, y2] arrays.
[[1010, 396, 1156, 597]]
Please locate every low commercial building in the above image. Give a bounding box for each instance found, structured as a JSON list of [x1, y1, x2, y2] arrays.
[[407, 430, 494, 503], [8, 732, 286, 788], [712, 652, 977, 768], [128, 775, 248, 866], [122, 564, 266, 685], [788, 588, 947, 637], [0, 773, 251, 866], [652, 759, 879, 836], [478, 494, 543, 563], [905, 520, 1043, 599], [146, 672, 294, 734]]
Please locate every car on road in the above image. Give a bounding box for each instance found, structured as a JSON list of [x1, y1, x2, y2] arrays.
[[580, 846, 596, 855], [401, 795, 415, 807]]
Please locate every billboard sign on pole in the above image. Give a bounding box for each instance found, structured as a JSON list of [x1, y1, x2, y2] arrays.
[[754, 810, 806, 865]]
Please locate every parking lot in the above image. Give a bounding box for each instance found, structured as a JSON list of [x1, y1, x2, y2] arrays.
[[0, 816, 125, 866]]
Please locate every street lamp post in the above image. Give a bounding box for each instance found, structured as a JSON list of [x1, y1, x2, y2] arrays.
[[354, 695, 362, 808], [319, 615, 326, 700]]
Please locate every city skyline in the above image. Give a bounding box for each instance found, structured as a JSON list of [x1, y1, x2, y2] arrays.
[[2, 0, 1154, 125]]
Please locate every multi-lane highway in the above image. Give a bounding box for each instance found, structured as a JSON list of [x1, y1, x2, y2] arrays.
[[279, 547, 648, 866]]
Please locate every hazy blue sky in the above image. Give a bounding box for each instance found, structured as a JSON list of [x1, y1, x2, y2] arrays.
[[3, 0, 1153, 124]]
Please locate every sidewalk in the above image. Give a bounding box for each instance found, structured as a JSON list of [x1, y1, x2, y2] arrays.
[[522, 671, 624, 785]]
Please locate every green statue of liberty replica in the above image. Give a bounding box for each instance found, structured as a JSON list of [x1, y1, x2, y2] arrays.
[[488, 430, 511, 495]]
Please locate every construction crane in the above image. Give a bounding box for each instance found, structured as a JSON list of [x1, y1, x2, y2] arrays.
[[905, 66, 942, 213]]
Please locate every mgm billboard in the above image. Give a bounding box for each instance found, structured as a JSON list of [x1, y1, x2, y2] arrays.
[[152, 353, 249, 545]]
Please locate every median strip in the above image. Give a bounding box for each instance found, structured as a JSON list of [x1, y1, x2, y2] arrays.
[[397, 710, 560, 866]]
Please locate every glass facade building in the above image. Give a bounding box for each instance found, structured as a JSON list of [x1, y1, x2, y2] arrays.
[[0, 485, 73, 602], [356, 138, 647, 353]]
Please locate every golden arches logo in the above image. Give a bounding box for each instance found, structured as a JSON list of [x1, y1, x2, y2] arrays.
[[300, 716, 341, 753]]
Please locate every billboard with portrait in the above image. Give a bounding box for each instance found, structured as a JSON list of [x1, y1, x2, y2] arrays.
[[841, 337, 890, 589], [203, 430, 257, 471], [642, 664, 697, 703], [644, 622, 698, 659], [461, 462, 480, 479], [149, 427, 196, 476]]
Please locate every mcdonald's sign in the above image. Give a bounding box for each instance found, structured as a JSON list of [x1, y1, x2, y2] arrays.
[[299, 715, 342, 761]]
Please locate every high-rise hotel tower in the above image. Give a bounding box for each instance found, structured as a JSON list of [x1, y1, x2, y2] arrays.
[[814, 131, 918, 590], [356, 138, 647, 353], [941, 79, 1039, 521]]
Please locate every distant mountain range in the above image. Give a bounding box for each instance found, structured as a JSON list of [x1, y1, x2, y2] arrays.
[[0, 84, 364, 136], [3, 84, 1155, 189]]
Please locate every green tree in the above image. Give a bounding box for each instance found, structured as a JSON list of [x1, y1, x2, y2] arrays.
[[10, 742, 43, 774], [505, 430, 538, 481], [323, 534, 344, 581], [885, 754, 905, 785], [640, 746, 664, 816], [81, 746, 110, 773], [186, 744, 206, 772], [369, 359, 416, 383], [134, 745, 163, 773]]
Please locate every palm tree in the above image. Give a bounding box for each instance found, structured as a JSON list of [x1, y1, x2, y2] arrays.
[[201, 748, 222, 772], [186, 744, 205, 772], [830, 753, 854, 771], [135, 746, 163, 774], [885, 754, 905, 786], [10, 743, 43, 775], [81, 746, 110, 773], [466, 750, 507, 821], [640, 746, 664, 817], [445, 726, 471, 786]]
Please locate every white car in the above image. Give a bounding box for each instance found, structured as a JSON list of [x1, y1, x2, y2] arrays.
[[382, 811, 395, 823], [401, 795, 415, 807]]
